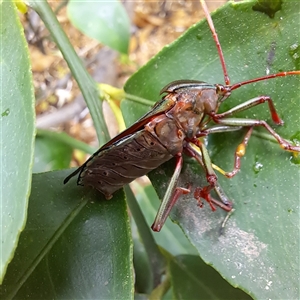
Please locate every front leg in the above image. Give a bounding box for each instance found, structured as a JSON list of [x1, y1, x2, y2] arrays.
[[209, 95, 300, 176], [151, 154, 190, 232], [212, 95, 284, 125], [185, 141, 232, 211], [213, 117, 300, 153]]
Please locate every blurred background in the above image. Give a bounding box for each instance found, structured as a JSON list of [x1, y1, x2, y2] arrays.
[[20, 0, 226, 172]]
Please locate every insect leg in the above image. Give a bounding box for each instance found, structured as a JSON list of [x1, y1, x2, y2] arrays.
[[214, 117, 300, 153], [196, 125, 242, 137], [185, 142, 232, 212], [194, 186, 232, 212], [195, 139, 217, 188], [206, 127, 254, 179], [151, 154, 190, 232], [196, 125, 248, 178], [196, 125, 255, 177], [211, 95, 300, 153], [212, 95, 284, 125], [222, 126, 253, 178], [213, 181, 233, 211]]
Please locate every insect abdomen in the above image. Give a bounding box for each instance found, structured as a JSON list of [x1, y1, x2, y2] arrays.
[[78, 130, 173, 199]]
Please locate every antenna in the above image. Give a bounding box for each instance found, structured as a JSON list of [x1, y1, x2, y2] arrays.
[[199, 0, 230, 85]]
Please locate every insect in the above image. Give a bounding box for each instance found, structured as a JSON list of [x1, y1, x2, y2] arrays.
[[64, 0, 300, 232]]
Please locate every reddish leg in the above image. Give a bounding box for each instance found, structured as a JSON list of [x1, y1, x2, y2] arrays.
[[213, 117, 300, 153], [224, 127, 253, 178], [213, 95, 284, 125], [196, 125, 242, 137], [195, 125, 251, 178], [189, 139, 218, 191], [184, 141, 233, 211], [151, 154, 190, 232], [194, 186, 232, 212], [211, 95, 300, 153]]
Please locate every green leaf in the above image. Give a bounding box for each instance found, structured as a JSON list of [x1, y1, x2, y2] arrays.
[[252, 0, 282, 18], [125, 185, 166, 290], [0, 0, 35, 282], [36, 128, 96, 155], [132, 221, 153, 294], [67, 0, 130, 54], [169, 255, 251, 299], [0, 171, 133, 299], [33, 129, 97, 173], [134, 183, 197, 256], [33, 135, 72, 172], [124, 1, 300, 299]]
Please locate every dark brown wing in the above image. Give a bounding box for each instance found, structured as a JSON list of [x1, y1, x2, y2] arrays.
[[75, 129, 172, 199], [64, 94, 177, 184]]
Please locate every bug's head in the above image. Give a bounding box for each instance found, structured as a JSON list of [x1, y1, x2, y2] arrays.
[[215, 84, 232, 105]]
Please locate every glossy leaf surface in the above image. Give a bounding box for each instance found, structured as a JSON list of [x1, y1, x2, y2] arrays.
[[0, 171, 133, 299], [169, 255, 252, 299], [134, 184, 197, 256], [0, 0, 35, 282], [124, 1, 300, 298], [67, 0, 130, 54], [33, 135, 72, 172]]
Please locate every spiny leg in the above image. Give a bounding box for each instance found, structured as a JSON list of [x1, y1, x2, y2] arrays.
[[151, 154, 190, 232]]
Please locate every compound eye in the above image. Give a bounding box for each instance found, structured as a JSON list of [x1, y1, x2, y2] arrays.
[[216, 84, 225, 94]]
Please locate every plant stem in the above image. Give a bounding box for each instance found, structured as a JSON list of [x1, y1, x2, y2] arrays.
[[28, 0, 110, 145], [36, 129, 95, 154], [124, 185, 166, 288], [125, 93, 154, 107]]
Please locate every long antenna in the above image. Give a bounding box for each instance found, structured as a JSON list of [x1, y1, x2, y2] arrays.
[[199, 0, 230, 85], [230, 71, 300, 91]]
